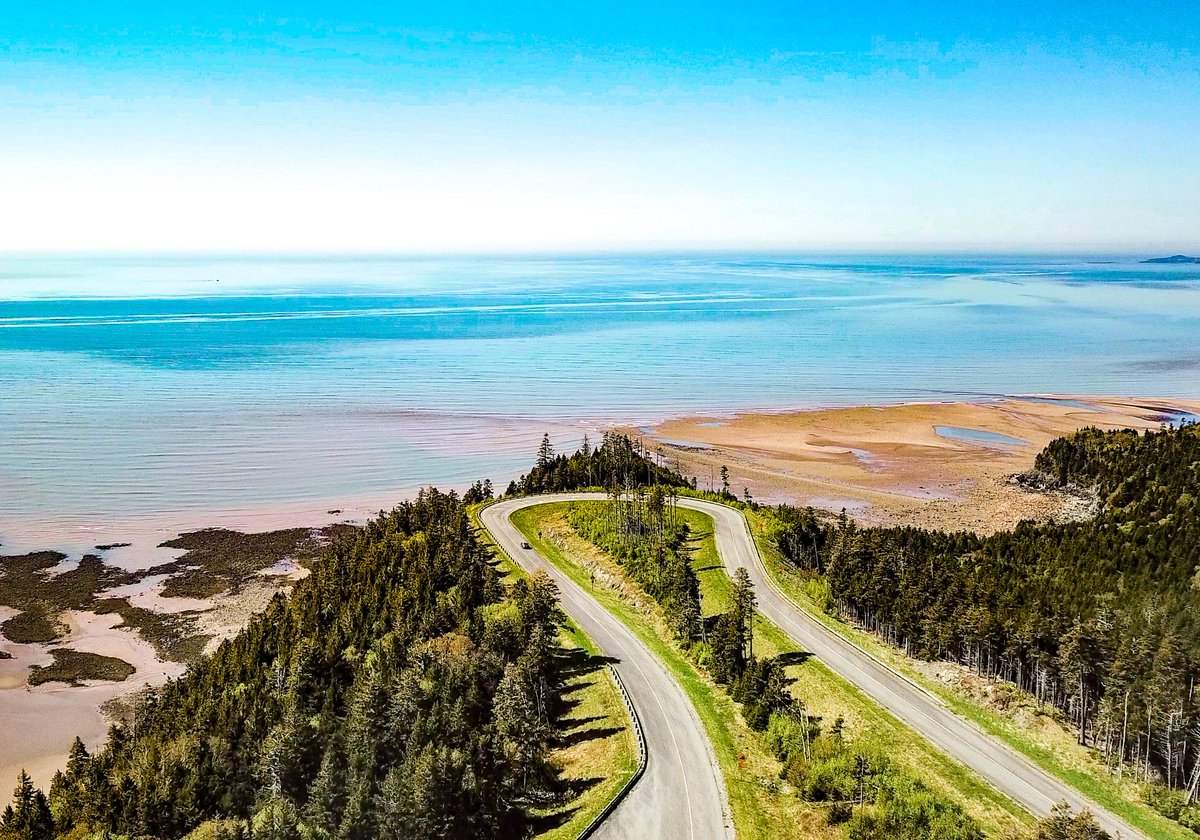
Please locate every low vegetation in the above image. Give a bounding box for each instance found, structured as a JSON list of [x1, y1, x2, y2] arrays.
[[92, 597, 212, 662], [27, 649, 136, 686], [154, 525, 354, 599], [0, 525, 353, 674], [0, 553, 117, 644], [529, 629, 639, 838]]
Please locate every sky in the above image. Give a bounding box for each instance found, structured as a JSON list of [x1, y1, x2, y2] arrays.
[[1, 1, 1198, 253]]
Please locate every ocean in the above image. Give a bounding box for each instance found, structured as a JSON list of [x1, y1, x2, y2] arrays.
[[2, 252, 1198, 546]]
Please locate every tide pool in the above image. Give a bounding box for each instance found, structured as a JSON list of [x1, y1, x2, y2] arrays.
[[935, 426, 1029, 448]]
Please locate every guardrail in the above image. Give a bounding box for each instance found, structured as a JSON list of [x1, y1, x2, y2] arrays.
[[576, 663, 647, 840]]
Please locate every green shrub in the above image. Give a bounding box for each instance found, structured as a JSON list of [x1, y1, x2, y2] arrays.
[[1144, 783, 1188, 821], [1178, 804, 1200, 833]]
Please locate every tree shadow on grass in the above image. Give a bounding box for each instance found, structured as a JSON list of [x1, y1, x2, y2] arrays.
[[774, 650, 814, 667], [528, 803, 580, 835], [541, 645, 634, 829], [529, 773, 606, 834], [557, 713, 607, 729], [553, 648, 622, 727], [557, 725, 624, 748]]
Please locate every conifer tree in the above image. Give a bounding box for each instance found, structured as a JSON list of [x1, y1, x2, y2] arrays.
[[536, 433, 555, 468]]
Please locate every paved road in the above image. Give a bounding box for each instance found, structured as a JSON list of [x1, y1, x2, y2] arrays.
[[481, 497, 734, 840], [676, 496, 1145, 840]]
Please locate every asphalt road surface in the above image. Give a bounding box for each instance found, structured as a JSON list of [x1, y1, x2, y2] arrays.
[[676, 496, 1145, 840], [481, 496, 734, 840]]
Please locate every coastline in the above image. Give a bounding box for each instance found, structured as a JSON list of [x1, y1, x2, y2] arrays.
[[629, 394, 1200, 532], [3, 392, 1198, 788], [0, 493, 404, 787]]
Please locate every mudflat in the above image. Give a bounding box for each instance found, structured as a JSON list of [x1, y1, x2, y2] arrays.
[[635, 396, 1200, 532]]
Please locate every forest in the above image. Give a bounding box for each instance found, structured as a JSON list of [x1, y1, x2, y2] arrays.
[[773, 424, 1200, 832], [1, 490, 570, 840], [506, 432, 694, 496]]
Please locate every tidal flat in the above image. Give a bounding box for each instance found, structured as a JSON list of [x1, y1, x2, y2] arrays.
[[0, 520, 354, 785], [634, 395, 1200, 533]]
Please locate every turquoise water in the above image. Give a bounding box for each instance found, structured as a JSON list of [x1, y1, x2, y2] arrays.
[[2, 253, 1199, 535]]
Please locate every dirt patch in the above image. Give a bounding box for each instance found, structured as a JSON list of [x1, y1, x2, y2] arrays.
[[912, 659, 1068, 731]]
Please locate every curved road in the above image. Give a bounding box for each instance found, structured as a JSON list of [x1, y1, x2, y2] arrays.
[[677, 496, 1144, 840], [481, 497, 734, 840]]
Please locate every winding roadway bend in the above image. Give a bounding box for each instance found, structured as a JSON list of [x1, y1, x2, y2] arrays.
[[677, 496, 1145, 840], [481, 497, 734, 840]]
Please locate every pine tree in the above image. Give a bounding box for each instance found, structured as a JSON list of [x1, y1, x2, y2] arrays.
[[536, 433, 555, 468], [64, 738, 88, 779], [493, 664, 549, 792], [710, 612, 747, 684], [733, 568, 757, 661], [1033, 803, 1111, 839], [304, 731, 348, 835], [0, 771, 54, 840]]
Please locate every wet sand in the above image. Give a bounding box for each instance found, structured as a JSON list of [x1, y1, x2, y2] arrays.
[[634, 396, 1200, 532], [0, 609, 185, 786], [0, 493, 395, 788]]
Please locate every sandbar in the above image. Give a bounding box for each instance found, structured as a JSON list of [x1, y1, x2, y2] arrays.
[[632, 396, 1200, 532]]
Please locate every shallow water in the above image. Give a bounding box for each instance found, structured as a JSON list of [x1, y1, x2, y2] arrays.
[[934, 426, 1030, 448], [2, 252, 1199, 543]]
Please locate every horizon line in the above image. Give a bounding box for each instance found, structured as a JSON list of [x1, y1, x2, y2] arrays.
[[1, 246, 1196, 260]]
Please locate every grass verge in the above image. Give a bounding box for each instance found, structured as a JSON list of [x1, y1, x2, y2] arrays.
[[511, 503, 788, 839], [743, 508, 1190, 840], [679, 506, 1031, 837]]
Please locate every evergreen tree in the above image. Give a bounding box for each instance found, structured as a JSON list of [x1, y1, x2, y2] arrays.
[[1033, 803, 1111, 840], [732, 568, 756, 661], [0, 771, 54, 840], [774, 423, 1200, 799], [536, 433, 555, 468]]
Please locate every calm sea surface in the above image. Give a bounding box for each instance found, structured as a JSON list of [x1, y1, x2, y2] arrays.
[[2, 253, 1199, 540]]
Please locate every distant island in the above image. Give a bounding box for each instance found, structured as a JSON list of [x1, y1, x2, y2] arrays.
[[1142, 254, 1200, 264]]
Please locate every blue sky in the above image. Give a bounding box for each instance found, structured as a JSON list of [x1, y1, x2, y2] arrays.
[[2, 2, 1198, 252]]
